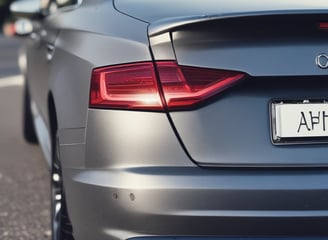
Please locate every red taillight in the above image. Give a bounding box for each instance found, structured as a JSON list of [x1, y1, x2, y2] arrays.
[[156, 61, 245, 109], [319, 22, 328, 30], [89, 61, 245, 110], [90, 62, 163, 110]]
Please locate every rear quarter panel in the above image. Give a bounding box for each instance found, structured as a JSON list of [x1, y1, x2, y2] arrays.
[[42, 0, 152, 134]]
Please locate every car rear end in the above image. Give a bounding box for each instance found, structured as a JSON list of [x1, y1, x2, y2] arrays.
[[64, 4, 328, 240]]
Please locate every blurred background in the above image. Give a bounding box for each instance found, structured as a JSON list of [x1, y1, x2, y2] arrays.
[[0, 0, 51, 239], [1, 0, 13, 35], [0, 0, 11, 23]]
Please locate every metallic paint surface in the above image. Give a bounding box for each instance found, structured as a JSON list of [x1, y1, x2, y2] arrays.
[[115, 0, 328, 23], [22, 0, 328, 239], [64, 167, 328, 239]]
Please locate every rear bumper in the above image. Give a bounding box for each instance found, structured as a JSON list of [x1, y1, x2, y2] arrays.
[[62, 110, 328, 239], [63, 166, 328, 240]]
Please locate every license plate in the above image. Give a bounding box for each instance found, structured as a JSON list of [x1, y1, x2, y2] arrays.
[[271, 100, 328, 144]]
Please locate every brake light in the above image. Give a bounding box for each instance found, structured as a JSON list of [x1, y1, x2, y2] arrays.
[[89, 61, 245, 110], [319, 22, 328, 30], [156, 61, 245, 109], [89, 62, 163, 110]]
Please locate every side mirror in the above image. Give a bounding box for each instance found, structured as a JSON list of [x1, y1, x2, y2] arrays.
[[10, 0, 41, 18]]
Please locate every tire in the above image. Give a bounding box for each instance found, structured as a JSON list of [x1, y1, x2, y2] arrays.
[[23, 83, 38, 143], [51, 135, 74, 240]]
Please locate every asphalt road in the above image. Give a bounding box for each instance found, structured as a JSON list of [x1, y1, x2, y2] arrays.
[[0, 35, 51, 239], [0, 36, 21, 78]]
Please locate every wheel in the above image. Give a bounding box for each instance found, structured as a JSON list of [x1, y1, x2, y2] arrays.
[[51, 136, 74, 240], [23, 83, 38, 143]]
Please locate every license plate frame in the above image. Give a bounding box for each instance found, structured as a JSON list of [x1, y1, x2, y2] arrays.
[[271, 99, 328, 145]]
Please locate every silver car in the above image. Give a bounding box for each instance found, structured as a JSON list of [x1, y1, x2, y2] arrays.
[[11, 0, 328, 239]]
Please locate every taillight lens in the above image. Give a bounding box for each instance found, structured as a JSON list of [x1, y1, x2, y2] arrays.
[[156, 61, 245, 109], [319, 22, 328, 30], [89, 61, 245, 110], [90, 62, 163, 110]]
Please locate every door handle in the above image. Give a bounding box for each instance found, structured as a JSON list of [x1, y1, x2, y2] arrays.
[[46, 44, 55, 62], [30, 32, 41, 44]]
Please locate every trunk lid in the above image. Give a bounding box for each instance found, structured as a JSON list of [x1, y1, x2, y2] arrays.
[[149, 13, 328, 167]]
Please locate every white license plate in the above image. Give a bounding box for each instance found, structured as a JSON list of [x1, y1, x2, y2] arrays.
[[272, 101, 328, 143]]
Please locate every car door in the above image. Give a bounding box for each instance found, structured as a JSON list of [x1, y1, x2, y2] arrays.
[[26, 0, 59, 129]]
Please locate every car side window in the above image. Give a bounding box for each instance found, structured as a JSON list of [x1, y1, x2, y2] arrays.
[[56, 0, 79, 8], [40, 0, 52, 15], [43, 0, 80, 15]]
